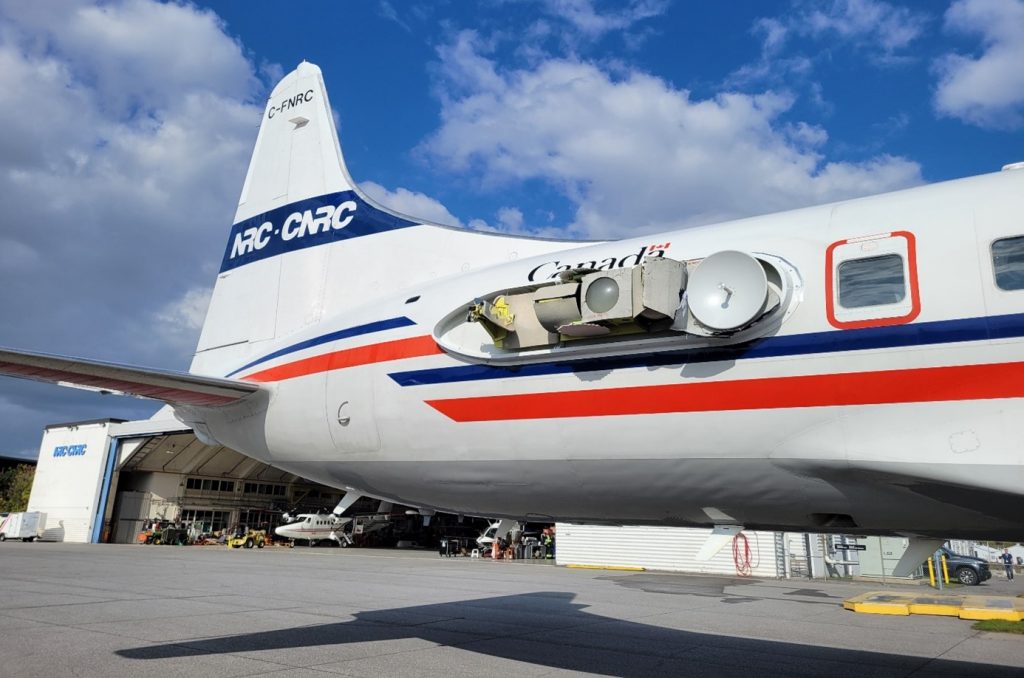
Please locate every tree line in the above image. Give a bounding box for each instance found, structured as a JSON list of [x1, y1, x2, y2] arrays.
[[0, 464, 34, 512]]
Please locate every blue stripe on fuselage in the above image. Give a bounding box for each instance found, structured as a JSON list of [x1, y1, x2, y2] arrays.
[[388, 312, 1021, 386], [225, 316, 416, 378]]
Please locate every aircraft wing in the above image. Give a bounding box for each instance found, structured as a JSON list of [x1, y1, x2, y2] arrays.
[[0, 347, 259, 407]]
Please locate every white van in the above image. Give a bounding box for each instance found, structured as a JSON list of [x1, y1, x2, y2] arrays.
[[0, 512, 47, 542]]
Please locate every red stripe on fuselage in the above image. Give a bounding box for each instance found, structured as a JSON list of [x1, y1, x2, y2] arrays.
[[241, 335, 442, 383], [425, 361, 1024, 422]]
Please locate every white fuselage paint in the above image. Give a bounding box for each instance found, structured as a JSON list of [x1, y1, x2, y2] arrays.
[[177, 169, 1024, 541], [274, 514, 350, 544]]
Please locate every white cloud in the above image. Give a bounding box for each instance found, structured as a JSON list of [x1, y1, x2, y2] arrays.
[[359, 181, 464, 227], [424, 32, 922, 239], [496, 207, 525, 231], [377, 1, 411, 32], [1, 1, 257, 117], [0, 0, 270, 453], [149, 286, 213, 356], [756, 17, 789, 54], [156, 286, 212, 332], [493, 0, 667, 61], [933, 0, 1024, 129], [541, 0, 667, 40], [798, 0, 927, 55], [731, 0, 929, 88], [784, 121, 829, 149]]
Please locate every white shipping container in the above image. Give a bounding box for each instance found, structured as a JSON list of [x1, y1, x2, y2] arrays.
[[0, 511, 47, 541]]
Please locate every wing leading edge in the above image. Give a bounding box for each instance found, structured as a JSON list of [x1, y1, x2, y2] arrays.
[[0, 347, 260, 407]]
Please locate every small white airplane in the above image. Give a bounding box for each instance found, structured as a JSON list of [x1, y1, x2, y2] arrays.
[[275, 512, 353, 547], [477, 520, 516, 547], [3, 62, 1023, 571]]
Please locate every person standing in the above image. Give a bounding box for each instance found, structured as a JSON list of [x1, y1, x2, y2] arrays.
[[1001, 549, 1015, 580]]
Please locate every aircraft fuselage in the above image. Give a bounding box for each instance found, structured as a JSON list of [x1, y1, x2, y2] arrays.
[[184, 169, 1024, 540]]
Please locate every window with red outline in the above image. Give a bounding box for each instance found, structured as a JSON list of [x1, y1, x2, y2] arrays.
[[825, 231, 920, 330]]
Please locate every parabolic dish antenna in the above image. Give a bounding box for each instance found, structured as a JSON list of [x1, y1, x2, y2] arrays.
[[687, 250, 768, 331]]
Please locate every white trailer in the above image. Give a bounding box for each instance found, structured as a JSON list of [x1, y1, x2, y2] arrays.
[[0, 512, 47, 542]]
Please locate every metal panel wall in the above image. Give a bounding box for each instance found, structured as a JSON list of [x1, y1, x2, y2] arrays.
[[112, 491, 151, 544], [28, 423, 113, 542], [555, 523, 781, 577]]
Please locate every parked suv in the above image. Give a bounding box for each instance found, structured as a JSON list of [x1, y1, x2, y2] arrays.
[[938, 546, 992, 586]]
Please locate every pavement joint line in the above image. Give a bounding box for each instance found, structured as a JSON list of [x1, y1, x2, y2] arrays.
[[133, 639, 301, 674], [0, 576, 171, 597], [912, 629, 988, 674], [457, 630, 682, 661], [250, 628, 541, 673], [291, 643, 457, 668], [249, 667, 354, 678], [4, 604, 345, 629], [0, 592, 257, 611], [242, 669, 327, 678], [44, 618, 326, 674], [689, 634, 935, 673], [2, 583, 249, 604]]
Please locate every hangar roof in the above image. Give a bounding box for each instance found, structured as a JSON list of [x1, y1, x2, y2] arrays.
[[118, 430, 302, 483]]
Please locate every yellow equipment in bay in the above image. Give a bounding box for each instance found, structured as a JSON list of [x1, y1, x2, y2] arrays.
[[227, 524, 266, 549]]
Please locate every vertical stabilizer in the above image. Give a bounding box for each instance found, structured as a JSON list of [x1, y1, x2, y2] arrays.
[[191, 62, 575, 378], [236, 61, 354, 222]]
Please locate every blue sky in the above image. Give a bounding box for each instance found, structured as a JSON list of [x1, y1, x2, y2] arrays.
[[1, 0, 1023, 458], [200, 0, 1023, 234]]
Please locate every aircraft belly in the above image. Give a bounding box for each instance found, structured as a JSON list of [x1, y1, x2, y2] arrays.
[[278, 456, 1023, 539], [283, 457, 830, 523]]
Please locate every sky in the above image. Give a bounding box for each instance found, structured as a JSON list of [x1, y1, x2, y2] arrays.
[[1, 0, 1023, 459]]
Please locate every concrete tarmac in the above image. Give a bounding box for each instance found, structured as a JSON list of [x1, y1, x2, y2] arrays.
[[0, 542, 1021, 677]]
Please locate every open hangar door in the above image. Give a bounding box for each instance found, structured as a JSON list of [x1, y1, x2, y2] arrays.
[[100, 418, 349, 544], [29, 415, 481, 547]]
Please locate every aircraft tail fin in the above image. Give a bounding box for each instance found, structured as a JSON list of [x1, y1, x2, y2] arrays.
[[192, 62, 573, 378]]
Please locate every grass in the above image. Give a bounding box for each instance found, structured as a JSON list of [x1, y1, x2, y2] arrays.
[[972, 620, 1024, 634]]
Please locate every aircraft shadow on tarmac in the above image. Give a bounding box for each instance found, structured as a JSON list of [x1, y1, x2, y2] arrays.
[[117, 591, 1005, 676]]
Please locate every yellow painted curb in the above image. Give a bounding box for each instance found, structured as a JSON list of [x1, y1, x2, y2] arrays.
[[844, 591, 1024, 622], [842, 592, 912, 615], [566, 564, 646, 572], [908, 603, 961, 617], [853, 602, 910, 615], [959, 596, 1024, 622], [908, 595, 965, 617]]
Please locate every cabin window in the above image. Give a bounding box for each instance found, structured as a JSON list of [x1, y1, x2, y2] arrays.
[[837, 254, 906, 308], [825, 231, 919, 329], [992, 236, 1024, 290]]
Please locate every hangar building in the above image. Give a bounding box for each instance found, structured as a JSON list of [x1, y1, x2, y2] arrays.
[[27, 417, 356, 544]]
